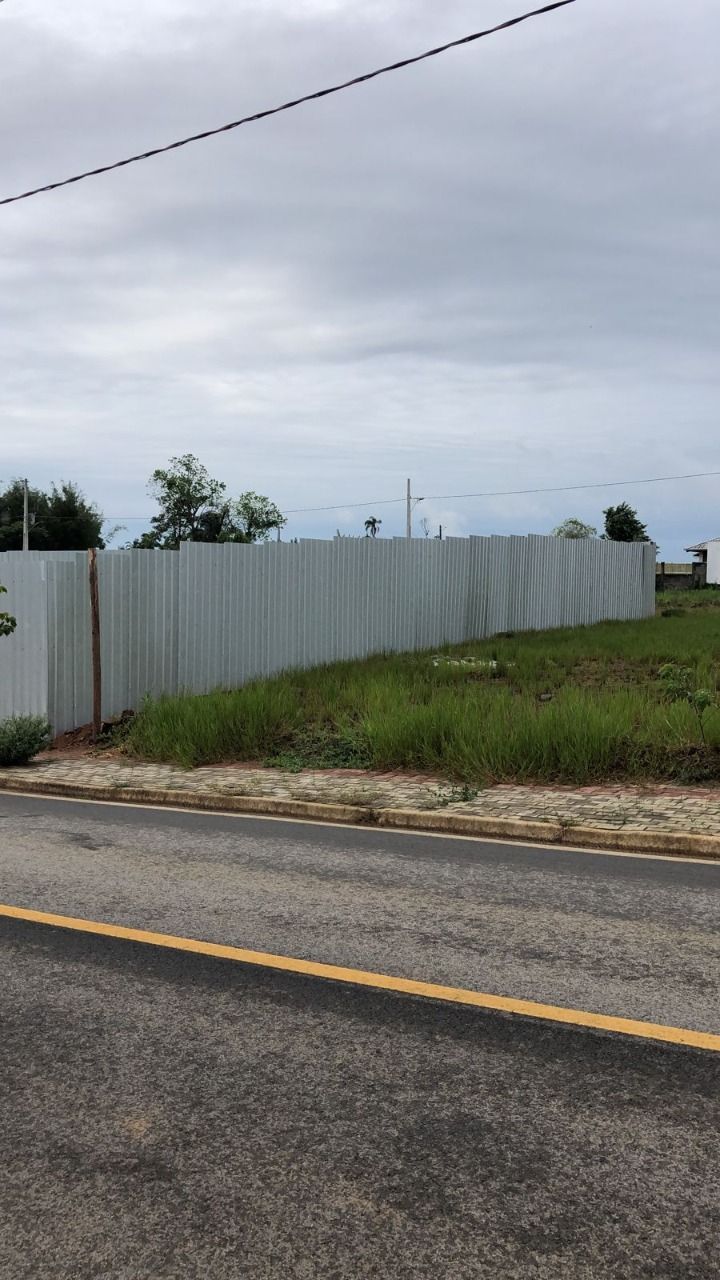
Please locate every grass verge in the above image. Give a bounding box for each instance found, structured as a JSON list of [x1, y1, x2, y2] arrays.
[[124, 598, 720, 785]]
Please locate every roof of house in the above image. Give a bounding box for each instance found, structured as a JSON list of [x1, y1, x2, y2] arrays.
[[685, 538, 720, 552]]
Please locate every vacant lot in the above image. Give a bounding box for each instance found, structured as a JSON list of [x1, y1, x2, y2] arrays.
[[125, 591, 720, 785]]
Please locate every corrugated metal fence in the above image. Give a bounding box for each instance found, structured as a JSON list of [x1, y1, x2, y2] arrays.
[[0, 536, 656, 734], [0, 557, 49, 721]]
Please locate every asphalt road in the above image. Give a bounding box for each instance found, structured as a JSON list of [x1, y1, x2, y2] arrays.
[[1, 793, 719, 1278], [2, 913, 719, 1280], [0, 792, 718, 1031]]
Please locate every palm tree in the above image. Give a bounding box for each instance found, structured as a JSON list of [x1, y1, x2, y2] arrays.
[[364, 516, 382, 538]]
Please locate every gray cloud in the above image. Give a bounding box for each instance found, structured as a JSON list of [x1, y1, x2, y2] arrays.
[[1, 0, 718, 553]]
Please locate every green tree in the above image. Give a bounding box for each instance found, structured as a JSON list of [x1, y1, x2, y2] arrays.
[[134, 455, 286, 548], [0, 480, 104, 551], [552, 517, 597, 539], [129, 529, 163, 550], [224, 492, 287, 543], [364, 516, 382, 538], [602, 502, 649, 542], [0, 584, 16, 638], [137, 454, 226, 549], [43, 482, 105, 549]]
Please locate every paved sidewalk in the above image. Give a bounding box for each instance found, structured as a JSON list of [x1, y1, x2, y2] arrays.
[[2, 755, 720, 836]]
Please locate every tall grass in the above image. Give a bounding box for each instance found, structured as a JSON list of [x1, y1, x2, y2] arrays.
[[129, 684, 302, 767], [124, 607, 720, 783]]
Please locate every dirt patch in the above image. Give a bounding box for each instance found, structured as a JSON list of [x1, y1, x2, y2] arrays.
[[40, 712, 134, 761], [663, 744, 720, 784], [39, 723, 96, 760], [571, 658, 654, 690]]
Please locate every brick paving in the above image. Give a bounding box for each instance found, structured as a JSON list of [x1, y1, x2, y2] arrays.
[[2, 756, 720, 835]]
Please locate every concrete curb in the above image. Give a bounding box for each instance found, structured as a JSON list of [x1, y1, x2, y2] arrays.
[[1, 774, 719, 860]]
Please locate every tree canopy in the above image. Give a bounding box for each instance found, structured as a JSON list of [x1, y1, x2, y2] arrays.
[[0, 480, 104, 552], [230, 492, 287, 543], [552, 517, 597, 539], [138, 455, 226, 548], [602, 502, 650, 542], [133, 455, 286, 549]]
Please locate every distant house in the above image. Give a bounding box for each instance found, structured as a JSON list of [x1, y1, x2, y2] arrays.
[[685, 538, 720, 586]]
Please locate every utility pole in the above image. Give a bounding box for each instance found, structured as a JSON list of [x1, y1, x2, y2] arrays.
[[405, 479, 424, 539], [22, 479, 29, 551]]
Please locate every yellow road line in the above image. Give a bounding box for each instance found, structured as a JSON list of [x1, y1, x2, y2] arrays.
[[1, 901, 719, 1052]]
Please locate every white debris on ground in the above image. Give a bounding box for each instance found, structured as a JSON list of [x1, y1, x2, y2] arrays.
[[430, 656, 514, 669]]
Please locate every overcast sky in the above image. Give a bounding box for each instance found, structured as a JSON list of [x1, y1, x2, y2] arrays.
[[2, 0, 718, 555]]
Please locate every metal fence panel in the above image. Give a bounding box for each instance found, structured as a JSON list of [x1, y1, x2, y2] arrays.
[[2, 536, 656, 731], [0, 559, 49, 722], [97, 549, 180, 719], [46, 557, 92, 732]]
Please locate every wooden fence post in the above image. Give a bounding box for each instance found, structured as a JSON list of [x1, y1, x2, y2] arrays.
[[88, 548, 102, 739]]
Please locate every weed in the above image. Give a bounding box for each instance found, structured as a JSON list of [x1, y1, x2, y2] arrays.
[[659, 663, 718, 745], [431, 783, 480, 807], [265, 724, 372, 772]]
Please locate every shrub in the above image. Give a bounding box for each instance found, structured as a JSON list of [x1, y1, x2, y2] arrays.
[[0, 716, 51, 766], [659, 663, 717, 745], [0, 583, 17, 638]]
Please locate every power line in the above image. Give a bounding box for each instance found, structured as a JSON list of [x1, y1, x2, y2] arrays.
[[10, 466, 718, 523], [422, 468, 720, 505], [283, 468, 720, 515], [0, 0, 576, 208]]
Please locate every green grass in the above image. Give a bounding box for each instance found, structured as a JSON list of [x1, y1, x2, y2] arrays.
[[124, 598, 720, 785], [655, 586, 720, 615]]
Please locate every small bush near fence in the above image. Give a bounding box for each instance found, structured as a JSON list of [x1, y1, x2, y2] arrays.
[[125, 605, 720, 785], [0, 716, 51, 766]]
